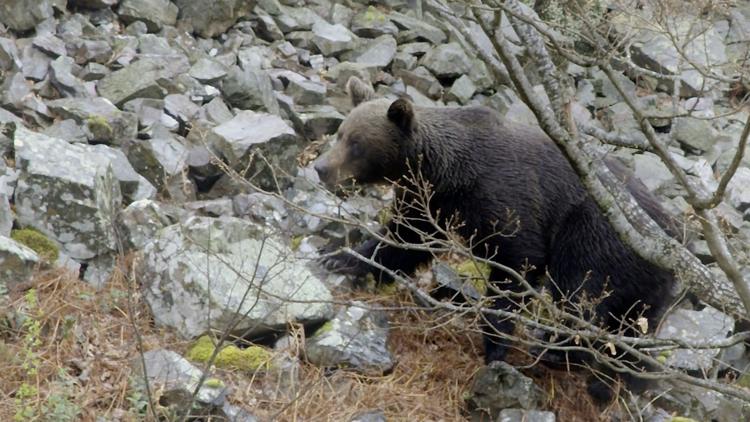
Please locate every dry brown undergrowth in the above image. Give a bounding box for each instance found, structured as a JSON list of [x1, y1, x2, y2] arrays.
[[0, 265, 612, 421]]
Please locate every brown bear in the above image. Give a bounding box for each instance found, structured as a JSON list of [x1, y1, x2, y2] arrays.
[[314, 77, 677, 402]]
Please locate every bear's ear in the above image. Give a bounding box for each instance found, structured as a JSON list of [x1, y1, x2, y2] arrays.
[[347, 76, 375, 106], [387, 98, 414, 132]]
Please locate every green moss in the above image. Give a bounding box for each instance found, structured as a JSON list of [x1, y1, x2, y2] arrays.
[[363, 6, 387, 23], [669, 418, 699, 422], [11, 228, 59, 263], [203, 378, 224, 388], [315, 321, 334, 336], [453, 260, 490, 294], [376, 208, 392, 226], [656, 350, 672, 364], [86, 115, 113, 141], [186, 336, 272, 371], [737, 373, 750, 389], [290, 235, 303, 251]]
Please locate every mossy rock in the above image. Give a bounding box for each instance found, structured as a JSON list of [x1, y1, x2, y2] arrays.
[[11, 228, 59, 263], [86, 115, 113, 142], [186, 336, 272, 372], [452, 260, 490, 294]]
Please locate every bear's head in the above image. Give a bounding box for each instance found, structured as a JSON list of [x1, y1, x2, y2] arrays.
[[314, 77, 415, 189]]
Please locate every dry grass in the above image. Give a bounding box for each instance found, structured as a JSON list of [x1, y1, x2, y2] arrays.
[[0, 265, 618, 421]]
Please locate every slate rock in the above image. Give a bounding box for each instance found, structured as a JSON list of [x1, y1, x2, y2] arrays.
[[0, 0, 54, 32], [97, 55, 190, 106], [0, 236, 40, 292], [351, 6, 399, 38], [420, 42, 472, 79], [174, 0, 255, 38], [312, 21, 358, 56], [221, 66, 280, 114], [118, 0, 179, 32]]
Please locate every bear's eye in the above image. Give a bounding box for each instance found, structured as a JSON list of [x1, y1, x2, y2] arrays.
[[349, 138, 363, 156]]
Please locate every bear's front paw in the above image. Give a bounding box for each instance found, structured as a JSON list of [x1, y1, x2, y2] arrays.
[[318, 251, 368, 276]]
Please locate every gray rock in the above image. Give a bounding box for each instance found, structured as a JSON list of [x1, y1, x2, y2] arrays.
[[672, 117, 718, 153], [727, 167, 750, 212], [13, 127, 122, 260], [396, 66, 442, 99], [174, 0, 254, 38], [306, 302, 394, 375], [69, 0, 118, 8], [420, 43, 472, 79], [208, 110, 298, 190], [630, 18, 726, 96], [89, 144, 157, 203], [137, 34, 176, 56], [466, 362, 545, 419], [330, 4, 354, 27], [49, 56, 91, 98], [350, 409, 386, 422], [0, 236, 40, 292], [122, 98, 164, 128], [20, 43, 51, 82], [204, 97, 234, 125], [255, 7, 285, 41], [164, 94, 201, 124], [392, 52, 417, 73], [42, 119, 88, 144], [118, 199, 182, 250], [1, 72, 31, 110], [388, 11, 446, 45], [134, 349, 228, 410], [184, 198, 235, 217], [287, 77, 326, 106], [0, 38, 21, 71], [221, 66, 280, 114], [656, 306, 734, 372], [399, 42, 431, 57], [238, 46, 273, 71], [32, 33, 67, 58], [0, 192, 11, 237], [633, 152, 675, 192], [498, 409, 556, 422], [139, 216, 334, 338], [123, 125, 189, 193], [446, 75, 476, 104], [82, 253, 116, 288], [0, 0, 54, 32], [69, 39, 113, 65], [354, 35, 397, 68], [46, 97, 138, 146], [430, 262, 483, 303], [118, 0, 179, 32], [351, 6, 399, 38], [298, 105, 344, 140], [97, 55, 190, 106], [312, 21, 358, 56]]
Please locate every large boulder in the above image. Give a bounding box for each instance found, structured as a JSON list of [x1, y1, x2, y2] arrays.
[[138, 216, 334, 339], [0, 0, 54, 32], [13, 128, 125, 260], [0, 236, 40, 292], [97, 56, 190, 107], [175, 0, 255, 38]]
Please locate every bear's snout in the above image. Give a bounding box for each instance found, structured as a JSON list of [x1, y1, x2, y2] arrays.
[[314, 158, 334, 185]]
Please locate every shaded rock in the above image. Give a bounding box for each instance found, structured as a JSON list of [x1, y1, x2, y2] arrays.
[[255, 7, 285, 41], [238, 46, 273, 71], [208, 111, 298, 190], [430, 262, 483, 303], [69, 39, 113, 65], [298, 105, 344, 140], [312, 21, 358, 56], [672, 117, 718, 153], [330, 4, 354, 27], [353, 35, 396, 68], [420, 42, 472, 79], [392, 51, 417, 73], [13, 127, 122, 260], [118, 199, 182, 250], [629, 18, 726, 96], [32, 33, 67, 58], [656, 306, 734, 372], [350, 409, 386, 422], [82, 253, 116, 288], [0, 0, 54, 32], [204, 97, 234, 125], [1, 72, 31, 110], [184, 198, 234, 217], [97, 56, 190, 106], [446, 74, 476, 104], [123, 126, 189, 194], [727, 167, 750, 212], [46, 97, 138, 146], [0, 192, 11, 236], [0, 38, 21, 71], [396, 66, 442, 99], [633, 152, 675, 192], [466, 362, 545, 419], [69, 0, 118, 8], [118, 0, 178, 32], [88, 144, 157, 203], [287, 77, 326, 106], [306, 302, 394, 375], [0, 236, 40, 292], [20, 43, 51, 82], [389, 11, 446, 45], [351, 6, 398, 38], [164, 94, 201, 125], [499, 409, 556, 422], [189, 58, 228, 84], [42, 119, 88, 144], [49, 56, 91, 98], [139, 216, 334, 338], [175, 0, 255, 38], [221, 66, 279, 114], [134, 349, 228, 412]]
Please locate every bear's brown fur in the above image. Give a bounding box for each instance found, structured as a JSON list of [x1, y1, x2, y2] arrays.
[[314, 77, 677, 402]]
